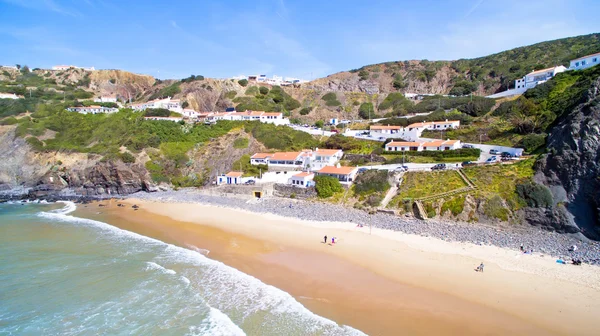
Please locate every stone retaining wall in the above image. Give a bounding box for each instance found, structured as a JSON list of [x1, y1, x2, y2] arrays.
[[273, 183, 316, 199]]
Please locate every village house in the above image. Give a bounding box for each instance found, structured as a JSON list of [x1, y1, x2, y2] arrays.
[[250, 153, 271, 165], [52, 65, 95, 71], [369, 120, 460, 141], [514, 66, 567, 90], [385, 141, 423, 152], [143, 116, 183, 122], [288, 172, 314, 188], [250, 148, 344, 171], [315, 165, 358, 184], [130, 97, 182, 113], [569, 52, 600, 71], [204, 110, 290, 125], [385, 139, 462, 152], [0, 93, 20, 100], [94, 96, 117, 103], [217, 171, 244, 185], [66, 106, 118, 114], [305, 148, 344, 171]]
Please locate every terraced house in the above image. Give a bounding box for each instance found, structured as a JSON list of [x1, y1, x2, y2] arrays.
[[250, 148, 344, 171], [370, 120, 460, 141], [385, 139, 461, 152]]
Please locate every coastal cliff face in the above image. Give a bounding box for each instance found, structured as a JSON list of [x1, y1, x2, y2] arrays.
[[0, 126, 154, 199], [533, 76, 600, 239]]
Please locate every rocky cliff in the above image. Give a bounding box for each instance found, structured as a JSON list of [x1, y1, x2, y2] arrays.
[[0, 126, 155, 200], [533, 75, 600, 239]]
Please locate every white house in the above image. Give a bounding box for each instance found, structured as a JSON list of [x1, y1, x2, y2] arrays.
[[569, 52, 600, 71], [514, 66, 567, 90], [250, 153, 271, 165], [66, 106, 118, 114], [266, 152, 304, 169], [288, 172, 314, 188], [205, 111, 289, 125], [52, 65, 95, 71], [130, 97, 182, 113], [385, 141, 423, 152], [94, 96, 117, 103], [143, 116, 183, 122], [0, 93, 20, 100], [305, 148, 344, 171], [217, 171, 244, 185], [370, 120, 460, 141], [385, 139, 461, 152], [315, 165, 358, 184]]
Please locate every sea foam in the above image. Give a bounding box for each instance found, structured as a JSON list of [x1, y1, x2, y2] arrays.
[[37, 201, 366, 336]]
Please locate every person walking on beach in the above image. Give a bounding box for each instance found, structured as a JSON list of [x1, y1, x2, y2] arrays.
[[476, 262, 485, 272], [331, 237, 336, 245], [324, 235, 327, 244]]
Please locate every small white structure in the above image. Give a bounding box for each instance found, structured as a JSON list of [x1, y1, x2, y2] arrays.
[[250, 148, 344, 172], [0, 93, 20, 100], [250, 153, 271, 165], [130, 97, 182, 113], [385, 141, 423, 152], [67, 106, 118, 114], [217, 171, 244, 185], [569, 52, 600, 71], [369, 120, 460, 141], [514, 66, 567, 90], [315, 165, 358, 184], [52, 65, 95, 71], [385, 139, 461, 152], [205, 110, 289, 125], [94, 96, 117, 103], [288, 172, 314, 188], [143, 116, 183, 122]]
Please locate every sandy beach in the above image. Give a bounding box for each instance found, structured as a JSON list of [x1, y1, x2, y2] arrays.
[[77, 199, 600, 336]]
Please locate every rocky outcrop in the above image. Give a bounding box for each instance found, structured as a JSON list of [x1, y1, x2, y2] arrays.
[[533, 76, 600, 239]]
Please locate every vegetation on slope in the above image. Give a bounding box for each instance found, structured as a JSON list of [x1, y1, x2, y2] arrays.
[[233, 85, 301, 113]]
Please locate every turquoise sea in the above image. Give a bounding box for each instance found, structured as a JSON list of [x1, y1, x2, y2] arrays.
[[0, 202, 364, 335]]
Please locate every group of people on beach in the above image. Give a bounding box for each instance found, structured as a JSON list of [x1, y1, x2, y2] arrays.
[[323, 235, 336, 245]]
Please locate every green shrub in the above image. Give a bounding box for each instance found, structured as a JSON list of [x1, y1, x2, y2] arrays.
[[516, 179, 553, 208], [224, 91, 237, 99], [259, 86, 269, 95], [232, 154, 267, 177], [483, 195, 510, 221], [238, 79, 248, 87], [518, 133, 546, 153], [299, 107, 312, 115], [0, 116, 18, 125], [358, 102, 374, 119], [25, 136, 44, 151], [354, 170, 390, 195], [441, 196, 466, 216], [314, 175, 343, 198], [358, 70, 369, 80], [120, 152, 136, 163], [144, 108, 171, 117], [321, 92, 341, 106], [315, 120, 324, 128], [233, 137, 249, 149]]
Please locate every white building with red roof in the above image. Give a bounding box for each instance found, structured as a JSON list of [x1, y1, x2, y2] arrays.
[[66, 105, 118, 114], [315, 165, 358, 184], [385, 139, 461, 152], [130, 97, 182, 113], [370, 120, 460, 141], [515, 66, 567, 90], [288, 172, 315, 188], [250, 148, 344, 171], [569, 52, 600, 71], [217, 171, 244, 185]]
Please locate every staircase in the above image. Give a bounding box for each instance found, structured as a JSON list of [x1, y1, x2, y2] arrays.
[[414, 200, 428, 220], [379, 185, 398, 208], [412, 169, 478, 219]]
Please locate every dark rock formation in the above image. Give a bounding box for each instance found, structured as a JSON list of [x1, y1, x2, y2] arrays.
[[27, 162, 155, 200], [533, 76, 600, 239]]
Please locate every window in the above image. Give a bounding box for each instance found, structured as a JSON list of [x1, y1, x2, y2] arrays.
[[594, 58, 598, 63], [582, 60, 586, 65], [576, 62, 580, 67]]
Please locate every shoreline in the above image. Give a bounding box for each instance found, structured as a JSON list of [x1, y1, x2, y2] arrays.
[[127, 189, 600, 265], [77, 196, 600, 335]]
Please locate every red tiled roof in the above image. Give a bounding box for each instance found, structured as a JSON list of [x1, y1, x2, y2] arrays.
[[270, 152, 301, 161], [251, 153, 271, 159], [225, 171, 243, 177], [371, 125, 402, 130], [315, 149, 342, 155], [293, 172, 313, 178], [386, 141, 421, 147], [317, 166, 357, 175]]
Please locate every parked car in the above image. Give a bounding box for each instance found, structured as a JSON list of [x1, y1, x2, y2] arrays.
[[431, 163, 447, 171], [486, 156, 497, 163], [462, 144, 474, 149], [244, 180, 256, 185], [489, 149, 500, 155], [500, 152, 512, 157], [358, 168, 369, 173], [331, 129, 339, 133], [378, 137, 385, 140], [394, 166, 407, 172], [462, 161, 475, 166]]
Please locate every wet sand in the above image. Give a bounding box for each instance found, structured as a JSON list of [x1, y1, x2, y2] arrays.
[[75, 200, 600, 336]]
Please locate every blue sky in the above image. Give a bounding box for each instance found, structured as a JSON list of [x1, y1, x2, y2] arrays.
[[1, 0, 599, 80]]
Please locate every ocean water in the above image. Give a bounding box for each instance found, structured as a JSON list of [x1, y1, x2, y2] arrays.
[[0, 202, 365, 335]]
